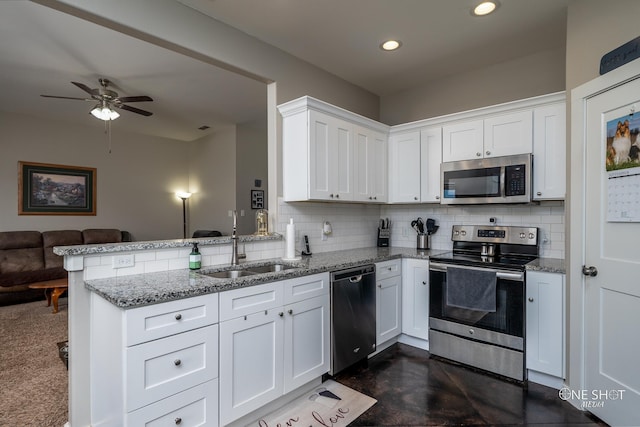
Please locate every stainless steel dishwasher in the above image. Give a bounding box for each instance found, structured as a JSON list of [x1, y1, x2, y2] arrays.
[[330, 264, 376, 375]]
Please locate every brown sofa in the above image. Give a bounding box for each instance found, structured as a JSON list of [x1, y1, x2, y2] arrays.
[[0, 229, 129, 306]]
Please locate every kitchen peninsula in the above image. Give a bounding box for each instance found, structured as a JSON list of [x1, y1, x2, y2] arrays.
[[55, 235, 564, 426]]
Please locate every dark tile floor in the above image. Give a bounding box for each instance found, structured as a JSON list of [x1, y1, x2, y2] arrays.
[[333, 343, 608, 426]]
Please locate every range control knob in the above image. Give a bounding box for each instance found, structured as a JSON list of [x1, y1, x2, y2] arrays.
[[529, 232, 535, 239], [460, 230, 467, 236], [520, 232, 526, 238]]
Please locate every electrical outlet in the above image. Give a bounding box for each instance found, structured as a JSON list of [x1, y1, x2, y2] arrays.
[[113, 254, 135, 269]]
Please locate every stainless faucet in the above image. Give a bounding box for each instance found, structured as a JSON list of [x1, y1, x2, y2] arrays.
[[231, 210, 239, 265]]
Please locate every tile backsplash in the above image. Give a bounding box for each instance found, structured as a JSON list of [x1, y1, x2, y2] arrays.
[[278, 198, 565, 259]]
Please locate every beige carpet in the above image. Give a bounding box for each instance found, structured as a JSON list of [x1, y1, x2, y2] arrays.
[[0, 298, 68, 426], [250, 380, 376, 427]]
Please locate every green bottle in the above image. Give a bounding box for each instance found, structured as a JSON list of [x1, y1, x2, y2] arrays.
[[189, 243, 202, 270]]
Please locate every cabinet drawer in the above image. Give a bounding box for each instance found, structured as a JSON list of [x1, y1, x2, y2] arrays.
[[126, 325, 218, 411], [126, 293, 218, 346], [283, 272, 329, 305], [376, 259, 401, 280], [219, 281, 284, 321], [126, 380, 218, 427]]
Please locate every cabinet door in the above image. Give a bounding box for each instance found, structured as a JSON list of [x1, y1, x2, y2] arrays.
[[283, 293, 330, 393], [442, 120, 483, 162], [526, 272, 565, 378], [370, 131, 388, 202], [484, 110, 533, 158], [401, 259, 430, 340], [388, 131, 421, 202], [219, 310, 284, 425], [354, 126, 371, 202], [533, 103, 566, 200], [376, 275, 402, 345], [308, 110, 354, 201], [308, 110, 333, 200], [420, 127, 442, 203]]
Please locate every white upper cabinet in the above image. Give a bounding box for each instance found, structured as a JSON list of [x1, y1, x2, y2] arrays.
[[354, 125, 388, 202], [308, 110, 354, 201], [279, 96, 388, 203], [533, 103, 566, 200], [442, 119, 484, 162], [388, 131, 421, 203], [420, 127, 442, 203], [442, 111, 532, 162], [484, 110, 533, 158]]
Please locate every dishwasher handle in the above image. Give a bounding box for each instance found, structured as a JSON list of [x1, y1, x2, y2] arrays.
[[331, 265, 375, 282]]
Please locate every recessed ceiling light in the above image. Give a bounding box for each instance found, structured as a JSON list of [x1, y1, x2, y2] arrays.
[[472, 1, 498, 16], [380, 40, 402, 51]]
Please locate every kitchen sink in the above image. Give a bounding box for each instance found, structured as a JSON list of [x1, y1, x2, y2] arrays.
[[245, 263, 300, 274], [198, 262, 303, 280], [202, 269, 257, 279]]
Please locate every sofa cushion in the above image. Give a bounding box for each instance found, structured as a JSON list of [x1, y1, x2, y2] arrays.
[[43, 230, 83, 269], [0, 267, 66, 287], [82, 229, 123, 244], [0, 247, 44, 274], [0, 231, 42, 250]]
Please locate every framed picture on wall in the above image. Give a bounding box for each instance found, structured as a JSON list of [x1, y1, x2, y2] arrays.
[[18, 161, 96, 215], [251, 189, 264, 209]]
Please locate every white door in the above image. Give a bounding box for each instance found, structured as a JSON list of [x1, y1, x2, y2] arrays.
[[401, 259, 429, 340], [420, 126, 442, 203], [483, 110, 532, 158], [371, 131, 388, 202], [308, 110, 332, 200], [388, 131, 421, 202], [533, 103, 566, 200], [283, 294, 330, 393], [219, 310, 284, 425], [376, 275, 402, 345], [581, 76, 640, 426], [354, 127, 371, 202], [442, 119, 483, 162]]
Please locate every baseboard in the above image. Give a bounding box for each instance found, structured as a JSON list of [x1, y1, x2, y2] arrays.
[[527, 369, 565, 390], [397, 334, 429, 351]]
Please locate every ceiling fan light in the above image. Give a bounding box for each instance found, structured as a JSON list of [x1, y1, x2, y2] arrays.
[[91, 105, 120, 121]]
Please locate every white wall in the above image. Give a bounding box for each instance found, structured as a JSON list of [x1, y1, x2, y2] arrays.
[[236, 119, 268, 235], [188, 125, 237, 236], [0, 111, 189, 241], [381, 47, 566, 125]]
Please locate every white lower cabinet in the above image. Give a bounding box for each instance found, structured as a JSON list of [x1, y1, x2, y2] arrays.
[[401, 259, 430, 341], [375, 260, 402, 345], [90, 292, 220, 427], [219, 273, 330, 425], [526, 271, 565, 382]]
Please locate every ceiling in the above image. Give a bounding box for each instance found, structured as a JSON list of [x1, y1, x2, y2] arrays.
[[0, 1, 567, 142], [178, 0, 568, 96]]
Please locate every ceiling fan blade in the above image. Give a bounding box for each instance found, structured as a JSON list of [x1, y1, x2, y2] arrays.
[[40, 95, 92, 101], [116, 103, 153, 117], [71, 81, 96, 95], [117, 96, 153, 103]]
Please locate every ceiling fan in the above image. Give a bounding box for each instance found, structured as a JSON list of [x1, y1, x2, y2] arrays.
[[41, 78, 153, 120]]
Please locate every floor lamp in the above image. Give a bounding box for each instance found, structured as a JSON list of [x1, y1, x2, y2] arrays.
[[176, 192, 192, 239]]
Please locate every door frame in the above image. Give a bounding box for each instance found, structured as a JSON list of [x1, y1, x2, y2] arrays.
[[568, 57, 640, 409]]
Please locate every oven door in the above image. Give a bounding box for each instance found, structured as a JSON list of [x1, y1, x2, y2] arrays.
[[429, 262, 525, 350]]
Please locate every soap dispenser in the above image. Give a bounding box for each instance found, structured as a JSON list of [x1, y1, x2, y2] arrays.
[[189, 242, 202, 270]]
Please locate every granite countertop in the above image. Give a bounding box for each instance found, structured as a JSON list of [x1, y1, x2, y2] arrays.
[[53, 233, 282, 256], [84, 246, 564, 309], [85, 247, 448, 308]]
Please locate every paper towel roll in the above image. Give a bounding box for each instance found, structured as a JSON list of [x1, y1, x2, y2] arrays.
[[286, 218, 295, 259]]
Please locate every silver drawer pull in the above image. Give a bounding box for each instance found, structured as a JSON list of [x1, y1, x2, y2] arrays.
[[288, 309, 293, 315], [175, 417, 182, 425], [174, 359, 181, 366], [175, 313, 182, 320], [528, 297, 534, 302]]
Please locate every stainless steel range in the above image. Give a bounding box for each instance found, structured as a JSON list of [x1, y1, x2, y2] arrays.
[[428, 225, 538, 381]]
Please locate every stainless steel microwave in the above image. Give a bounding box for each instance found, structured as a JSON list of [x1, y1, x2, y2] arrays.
[[440, 153, 531, 204]]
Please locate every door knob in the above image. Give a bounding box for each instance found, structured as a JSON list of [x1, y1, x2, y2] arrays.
[[582, 265, 598, 277]]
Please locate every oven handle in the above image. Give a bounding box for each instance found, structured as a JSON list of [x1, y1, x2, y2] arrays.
[[429, 262, 524, 282]]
